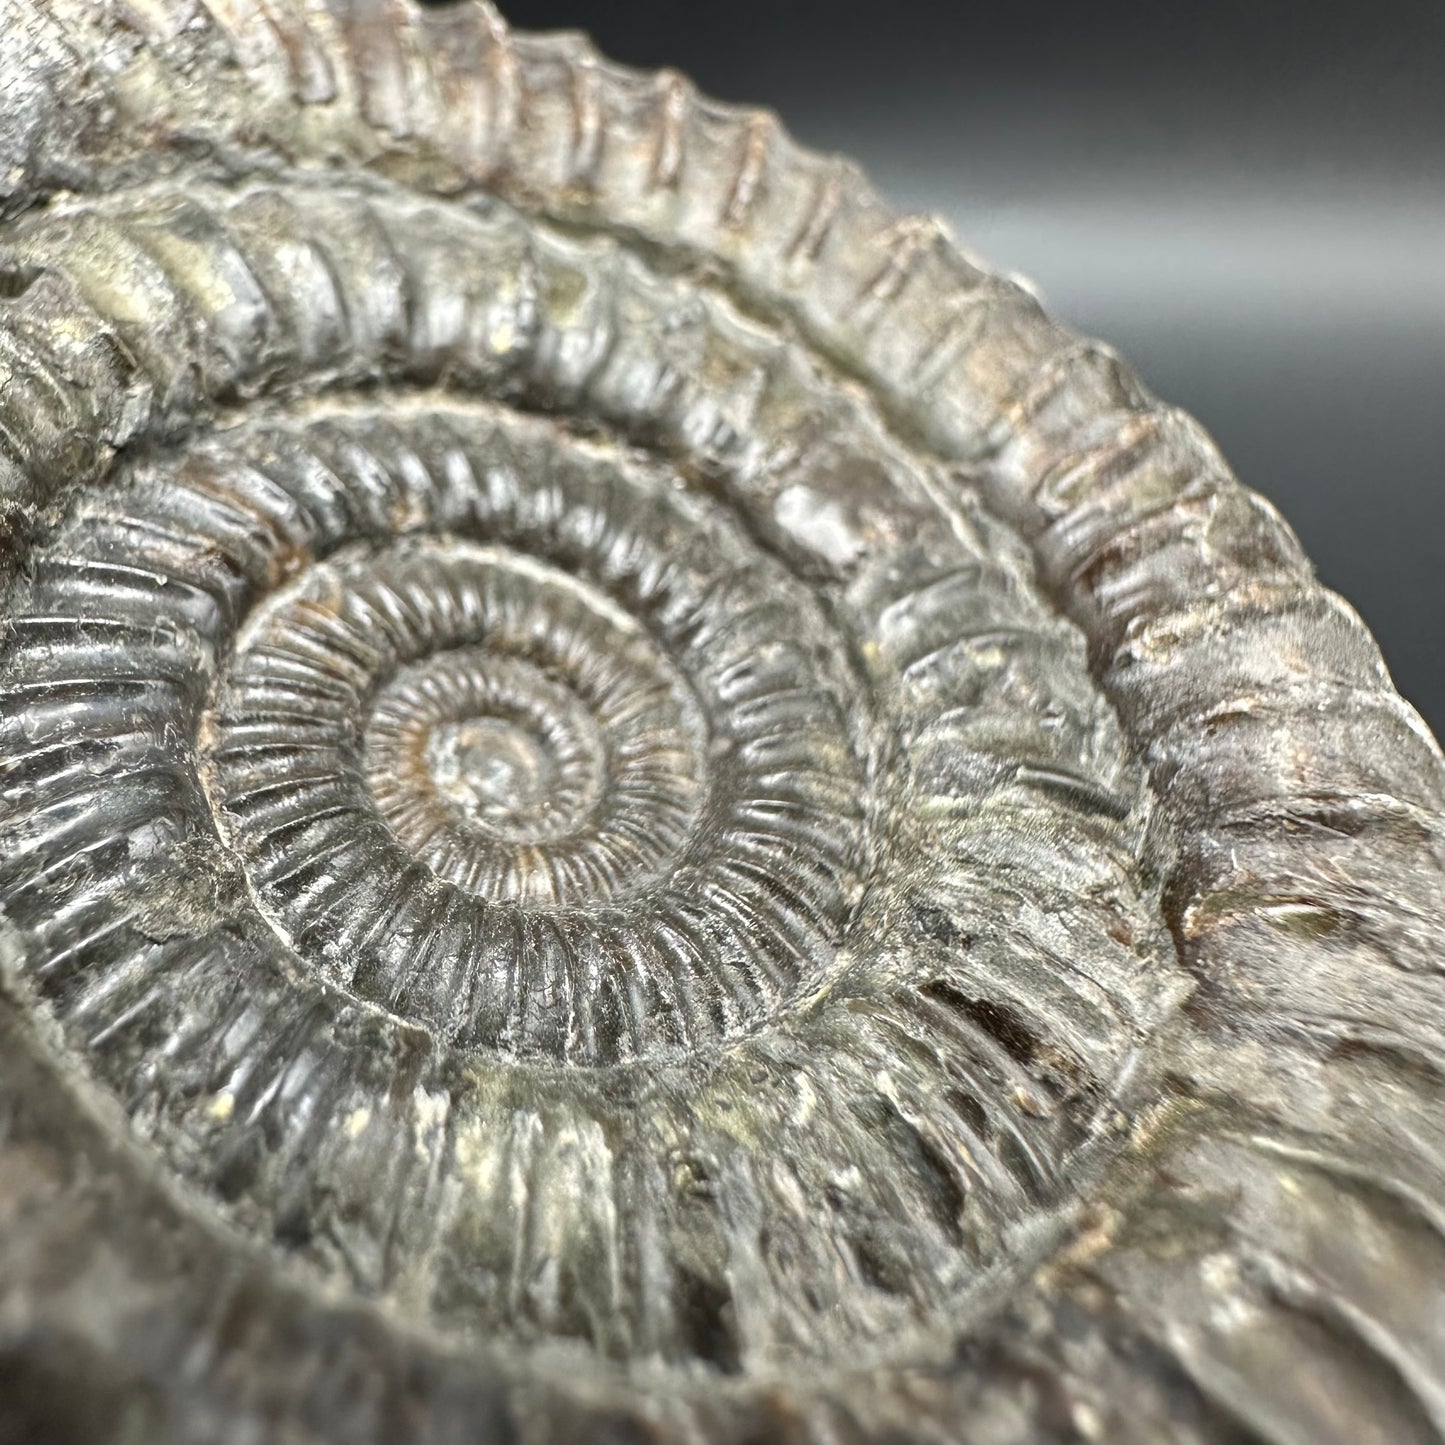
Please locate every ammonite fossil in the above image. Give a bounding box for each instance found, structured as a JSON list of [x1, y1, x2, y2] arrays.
[[0, 4, 1442, 1442]]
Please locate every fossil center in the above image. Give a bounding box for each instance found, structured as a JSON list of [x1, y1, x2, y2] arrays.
[[431, 716, 559, 830]]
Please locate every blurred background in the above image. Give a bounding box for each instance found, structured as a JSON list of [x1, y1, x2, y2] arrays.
[[498, 0, 1444, 737]]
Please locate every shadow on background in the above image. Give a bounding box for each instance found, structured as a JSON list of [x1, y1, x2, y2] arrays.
[[500, 0, 1444, 737]]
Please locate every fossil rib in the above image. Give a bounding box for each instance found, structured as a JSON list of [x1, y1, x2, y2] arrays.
[[0, 3, 1441, 1443]]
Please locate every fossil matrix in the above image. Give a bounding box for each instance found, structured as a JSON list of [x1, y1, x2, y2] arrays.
[[0, 3, 1442, 1442]]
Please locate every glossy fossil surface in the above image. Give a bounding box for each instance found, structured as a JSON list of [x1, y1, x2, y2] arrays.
[[0, 3, 1442, 1443]]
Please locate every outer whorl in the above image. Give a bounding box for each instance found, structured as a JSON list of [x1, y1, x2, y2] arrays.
[[0, 4, 1442, 1443]]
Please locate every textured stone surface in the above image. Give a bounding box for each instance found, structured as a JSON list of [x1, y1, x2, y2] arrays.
[[0, 2, 1441, 1441]]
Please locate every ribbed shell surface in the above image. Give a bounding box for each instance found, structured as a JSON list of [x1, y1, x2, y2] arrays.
[[0, 4, 1441, 1443]]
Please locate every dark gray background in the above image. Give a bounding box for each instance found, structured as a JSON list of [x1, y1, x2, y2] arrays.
[[498, 0, 1444, 737]]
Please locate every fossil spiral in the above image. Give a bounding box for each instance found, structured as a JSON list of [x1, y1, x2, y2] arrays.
[[0, 3, 1442, 1442]]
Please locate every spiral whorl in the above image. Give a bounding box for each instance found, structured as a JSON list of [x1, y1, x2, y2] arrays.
[[0, 5, 1441, 1444]]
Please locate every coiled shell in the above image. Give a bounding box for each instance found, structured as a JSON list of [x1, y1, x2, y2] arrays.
[[0, 4, 1441, 1442]]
